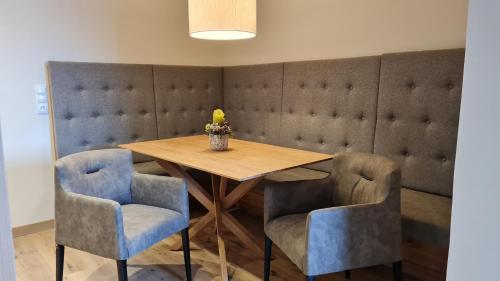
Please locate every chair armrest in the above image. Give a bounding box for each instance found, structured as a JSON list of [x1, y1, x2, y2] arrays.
[[264, 177, 332, 225], [304, 201, 401, 275], [55, 189, 128, 260], [131, 173, 189, 224]]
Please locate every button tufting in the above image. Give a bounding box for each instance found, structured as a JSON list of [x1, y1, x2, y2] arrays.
[[75, 85, 84, 92], [65, 112, 74, 120], [310, 111, 316, 116], [296, 135, 302, 141], [131, 134, 139, 140], [300, 82, 306, 89], [346, 84, 353, 90], [424, 118, 431, 124], [441, 156, 447, 162], [319, 138, 325, 145], [408, 82, 416, 90], [389, 113, 396, 122], [107, 137, 115, 143], [102, 85, 110, 91], [359, 113, 365, 120], [332, 112, 338, 118], [117, 110, 124, 116], [205, 84, 210, 90], [191, 128, 196, 134], [91, 111, 99, 118], [140, 109, 147, 115], [344, 141, 350, 147], [263, 84, 268, 89], [80, 140, 89, 146], [447, 83, 454, 90], [322, 82, 328, 89], [254, 107, 259, 112], [234, 84, 239, 90], [162, 108, 168, 114], [289, 109, 294, 114], [247, 85, 252, 89], [127, 85, 134, 91], [402, 150, 410, 157], [270, 107, 275, 113], [170, 84, 176, 90]]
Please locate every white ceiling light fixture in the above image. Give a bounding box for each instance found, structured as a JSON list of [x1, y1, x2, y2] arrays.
[[189, 0, 256, 40]]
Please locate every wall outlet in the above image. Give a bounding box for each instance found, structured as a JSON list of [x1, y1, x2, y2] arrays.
[[35, 84, 48, 115]]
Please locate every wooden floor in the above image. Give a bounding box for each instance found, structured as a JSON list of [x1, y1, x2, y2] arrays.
[[14, 210, 421, 281]]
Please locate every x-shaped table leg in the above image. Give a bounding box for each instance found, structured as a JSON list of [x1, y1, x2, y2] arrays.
[[156, 159, 265, 280]]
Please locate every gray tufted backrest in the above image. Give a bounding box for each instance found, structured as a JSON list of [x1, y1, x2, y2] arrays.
[[374, 49, 465, 197], [47, 62, 158, 162], [153, 66, 223, 138], [55, 149, 133, 204], [223, 64, 284, 145], [280, 57, 381, 171]]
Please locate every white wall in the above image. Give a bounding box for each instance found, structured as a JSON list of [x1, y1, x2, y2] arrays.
[[0, 0, 468, 228], [0, 122, 16, 280], [217, 0, 468, 65], [0, 0, 224, 227], [447, 1, 500, 280]]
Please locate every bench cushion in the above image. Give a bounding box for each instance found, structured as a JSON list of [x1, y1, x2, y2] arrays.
[[134, 161, 168, 176], [401, 188, 451, 247], [265, 167, 330, 182]]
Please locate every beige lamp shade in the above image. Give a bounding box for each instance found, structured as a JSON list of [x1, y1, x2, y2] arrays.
[[189, 0, 256, 40]]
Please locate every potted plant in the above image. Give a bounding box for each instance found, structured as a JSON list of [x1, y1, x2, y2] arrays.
[[205, 109, 232, 151]]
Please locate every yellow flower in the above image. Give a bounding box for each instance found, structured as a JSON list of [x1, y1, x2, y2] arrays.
[[205, 123, 211, 132], [213, 109, 225, 124]]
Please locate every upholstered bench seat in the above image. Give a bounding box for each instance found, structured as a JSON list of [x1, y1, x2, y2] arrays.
[[401, 188, 452, 247], [134, 161, 168, 176], [265, 167, 330, 183]]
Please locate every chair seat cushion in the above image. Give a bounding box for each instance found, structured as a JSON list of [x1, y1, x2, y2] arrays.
[[265, 213, 308, 271], [401, 188, 452, 246], [122, 204, 186, 258]]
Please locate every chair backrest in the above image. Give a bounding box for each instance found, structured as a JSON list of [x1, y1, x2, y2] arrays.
[[54, 149, 133, 204], [330, 152, 401, 206]]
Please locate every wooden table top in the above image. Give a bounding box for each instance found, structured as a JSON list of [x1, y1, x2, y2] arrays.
[[119, 135, 333, 181]]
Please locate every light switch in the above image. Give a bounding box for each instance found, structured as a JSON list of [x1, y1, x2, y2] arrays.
[[35, 84, 48, 115]]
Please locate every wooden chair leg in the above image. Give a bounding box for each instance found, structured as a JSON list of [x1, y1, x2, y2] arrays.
[[306, 276, 316, 281], [181, 228, 193, 281], [116, 260, 128, 281], [56, 244, 64, 281], [345, 269, 351, 279], [264, 236, 272, 281], [393, 261, 403, 281]]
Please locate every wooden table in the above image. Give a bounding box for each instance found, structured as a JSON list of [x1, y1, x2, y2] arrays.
[[120, 135, 333, 281]]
